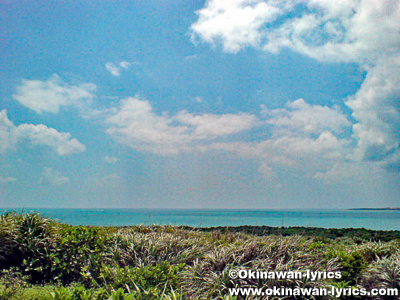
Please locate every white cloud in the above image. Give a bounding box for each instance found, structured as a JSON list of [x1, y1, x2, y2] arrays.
[[0, 110, 15, 153], [106, 98, 190, 155], [175, 111, 257, 139], [0, 110, 85, 156], [191, 0, 287, 53], [346, 56, 400, 170], [191, 0, 400, 64], [0, 176, 17, 184], [105, 61, 131, 76], [191, 0, 400, 171], [195, 98, 350, 178], [104, 156, 118, 164], [106, 97, 257, 155], [314, 161, 385, 185], [106, 97, 352, 179], [262, 99, 351, 136], [119, 61, 131, 69], [242, 99, 351, 177], [13, 74, 96, 114], [105, 62, 121, 76], [14, 124, 86, 156], [209, 130, 348, 178], [39, 167, 69, 186], [184, 54, 198, 61]]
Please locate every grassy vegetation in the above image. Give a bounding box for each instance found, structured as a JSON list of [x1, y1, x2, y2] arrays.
[[1, 212, 399, 299]]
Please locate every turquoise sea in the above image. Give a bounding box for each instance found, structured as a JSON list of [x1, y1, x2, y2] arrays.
[[1, 208, 399, 230]]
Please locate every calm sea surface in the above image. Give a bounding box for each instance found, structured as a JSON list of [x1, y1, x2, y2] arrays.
[[1, 209, 399, 230]]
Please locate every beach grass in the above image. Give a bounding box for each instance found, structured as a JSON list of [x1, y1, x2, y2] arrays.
[[1, 211, 399, 299]]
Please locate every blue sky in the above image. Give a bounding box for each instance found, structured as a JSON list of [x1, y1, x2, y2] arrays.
[[1, 0, 399, 209]]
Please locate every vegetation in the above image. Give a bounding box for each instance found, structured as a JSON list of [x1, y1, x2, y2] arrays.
[[1, 212, 399, 299], [195, 226, 400, 242]]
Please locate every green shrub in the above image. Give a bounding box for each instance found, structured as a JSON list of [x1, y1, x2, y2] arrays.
[[0, 273, 54, 300], [0, 213, 112, 284], [54, 225, 112, 284], [11, 286, 55, 300], [0, 212, 58, 283], [308, 240, 325, 252], [52, 285, 101, 300], [85, 261, 185, 298], [325, 249, 367, 284]]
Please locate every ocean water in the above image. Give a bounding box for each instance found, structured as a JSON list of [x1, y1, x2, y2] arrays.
[[1, 208, 399, 230]]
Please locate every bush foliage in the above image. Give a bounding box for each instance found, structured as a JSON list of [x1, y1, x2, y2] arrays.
[[1, 212, 399, 299]]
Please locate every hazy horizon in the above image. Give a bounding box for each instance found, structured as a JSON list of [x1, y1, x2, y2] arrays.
[[1, 206, 399, 210]]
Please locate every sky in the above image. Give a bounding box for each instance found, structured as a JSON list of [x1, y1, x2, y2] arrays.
[[1, 0, 399, 209]]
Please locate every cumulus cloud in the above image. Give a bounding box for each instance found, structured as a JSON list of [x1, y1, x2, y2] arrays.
[[191, 0, 400, 63], [0, 110, 85, 156], [313, 161, 387, 186], [191, 0, 286, 53], [215, 99, 351, 169], [106, 97, 257, 155], [0, 176, 17, 184], [104, 156, 118, 164], [106, 97, 351, 178], [346, 57, 400, 171], [13, 74, 96, 114], [39, 167, 69, 186], [14, 124, 86, 156], [262, 99, 351, 136], [209, 130, 348, 178], [105, 61, 131, 76], [191, 0, 400, 171], [0, 110, 15, 153], [106, 98, 190, 155], [175, 111, 257, 139], [119, 61, 131, 69], [105, 63, 121, 76]]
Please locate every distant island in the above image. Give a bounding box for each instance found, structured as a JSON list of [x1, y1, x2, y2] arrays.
[[348, 207, 400, 211]]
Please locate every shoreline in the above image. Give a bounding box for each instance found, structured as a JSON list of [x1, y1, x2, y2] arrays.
[[2, 208, 400, 231], [348, 207, 400, 211]]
